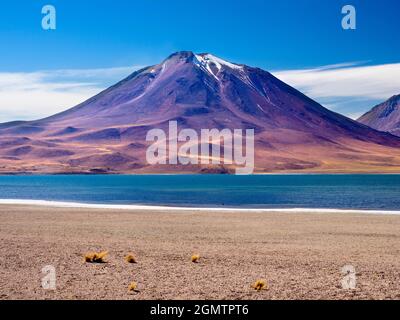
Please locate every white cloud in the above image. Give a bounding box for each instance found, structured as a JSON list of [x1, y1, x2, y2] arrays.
[[0, 61, 398, 123], [272, 62, 400, 119], [0, 66, 140, 123]]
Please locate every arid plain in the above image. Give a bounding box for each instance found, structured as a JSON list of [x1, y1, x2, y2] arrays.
[[0, 205, 399, 300]]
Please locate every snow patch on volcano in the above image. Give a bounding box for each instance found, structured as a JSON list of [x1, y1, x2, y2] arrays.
[[193, 53, 243, 80]]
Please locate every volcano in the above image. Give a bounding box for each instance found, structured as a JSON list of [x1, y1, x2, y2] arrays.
[[1, 51, 400, 174], [358, 95, 400, 137]]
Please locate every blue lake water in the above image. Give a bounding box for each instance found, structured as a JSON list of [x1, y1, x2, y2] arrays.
[[0, 174, 399, 210]]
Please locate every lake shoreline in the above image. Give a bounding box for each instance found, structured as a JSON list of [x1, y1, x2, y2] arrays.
[[0, 199, 400, 215], [1, 174, 400, 211]]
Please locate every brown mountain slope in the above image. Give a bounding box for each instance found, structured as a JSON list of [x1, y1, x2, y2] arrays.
[[1, 52, 400, 174], [358, 95, 400, 137]]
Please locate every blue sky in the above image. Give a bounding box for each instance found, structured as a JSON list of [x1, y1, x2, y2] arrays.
[[0, 0, 399, 121]]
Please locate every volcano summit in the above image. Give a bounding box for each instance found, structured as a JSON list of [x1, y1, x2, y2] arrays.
[[1, 51, 400, 174]]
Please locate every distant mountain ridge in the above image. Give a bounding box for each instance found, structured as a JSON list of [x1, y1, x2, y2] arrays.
[[1, 51, 400, 174], [358, 95, 400, 137]]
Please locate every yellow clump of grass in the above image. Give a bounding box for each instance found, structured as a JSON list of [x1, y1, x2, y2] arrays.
[[191, 254, 200, 263], [125, 254, 137, 264], [128, 281, 138, 292], [251, 279, 268, 291], [83, 251, 108, 263]]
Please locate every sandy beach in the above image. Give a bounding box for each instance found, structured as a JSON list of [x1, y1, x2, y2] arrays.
[[0, 204, 399, 300]]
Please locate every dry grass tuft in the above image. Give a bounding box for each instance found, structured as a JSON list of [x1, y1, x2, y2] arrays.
[[84, 251, 108, 263], [128, 281, 138, 292], [191, 254, 200, 263], [252, 279, 268, 291], [125, 254, 137, 264]]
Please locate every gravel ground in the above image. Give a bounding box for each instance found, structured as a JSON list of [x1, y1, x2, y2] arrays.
[[0, 205, 399, 300]]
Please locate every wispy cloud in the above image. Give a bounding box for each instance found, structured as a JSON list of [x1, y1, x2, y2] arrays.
[[0, 66, 140, 123], [273, 62, 400, 119], [0, 61, 399, 123]]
